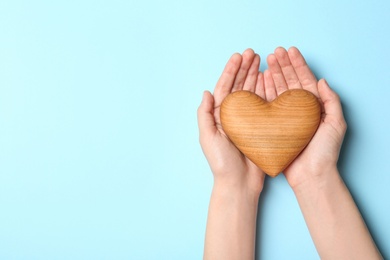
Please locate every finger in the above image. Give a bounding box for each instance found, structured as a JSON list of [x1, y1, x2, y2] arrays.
[[232, 48, 256, 91], [318, 79, 345, 123], [243, 54, 260, 92], [197, 91, 217, 139], [274, 47, 302, 90], [255, 71, 265, 99], [213, 53, 242, 107], [264, 69, 277, 101], [288, 47, 319, 97], [267, 53, 288, 95]]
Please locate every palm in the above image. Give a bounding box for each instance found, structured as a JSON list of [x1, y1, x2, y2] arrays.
[[198, 49, 266, 195], [265, 47, 346, 187]]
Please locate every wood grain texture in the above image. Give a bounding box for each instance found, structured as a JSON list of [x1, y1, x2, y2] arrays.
[[220, 89, 321, 177]]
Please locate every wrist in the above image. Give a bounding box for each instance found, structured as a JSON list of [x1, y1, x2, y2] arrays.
[[211, 180, 260, 209], [290, 165, 341, 194]]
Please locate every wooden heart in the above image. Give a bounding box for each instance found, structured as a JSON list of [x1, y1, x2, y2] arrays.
[[220, 89, 321, 177]]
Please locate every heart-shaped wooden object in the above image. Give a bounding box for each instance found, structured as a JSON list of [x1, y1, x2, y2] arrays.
[[220, 89, 321, 177]]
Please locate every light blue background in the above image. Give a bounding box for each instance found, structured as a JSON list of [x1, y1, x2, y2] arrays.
[[0, 0, 389, 259]]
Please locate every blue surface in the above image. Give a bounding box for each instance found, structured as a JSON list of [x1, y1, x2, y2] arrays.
[[1, 1, 389, 259]]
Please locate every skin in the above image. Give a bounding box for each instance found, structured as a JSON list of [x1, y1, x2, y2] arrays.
[[198, 47, 382, 259], [198, 49, 266, 260], [267, 47, 382, 259]]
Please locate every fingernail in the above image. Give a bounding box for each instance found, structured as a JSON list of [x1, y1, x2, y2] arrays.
[[202, 91, 207, 101], [323, 79, 331, 89]]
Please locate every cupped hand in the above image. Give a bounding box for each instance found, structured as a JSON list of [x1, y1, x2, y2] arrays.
[[197, 49, 266, 196], [265, 47, 347, 188]]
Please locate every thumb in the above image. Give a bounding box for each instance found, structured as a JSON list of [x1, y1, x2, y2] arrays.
[[197, 91, 217, 138], [318, 79, 347, 136], [318, 79, 344, 121]]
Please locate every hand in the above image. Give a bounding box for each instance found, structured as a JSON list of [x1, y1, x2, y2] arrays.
[[265, 47, 347, 188], [265, 47, 382, 259], [199, 49, 267, 260], [197, 48, 266, 197]]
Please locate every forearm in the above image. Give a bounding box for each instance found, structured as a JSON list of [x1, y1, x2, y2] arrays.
[[204, 181, 259, 260], [293, 167, 382, 259]]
